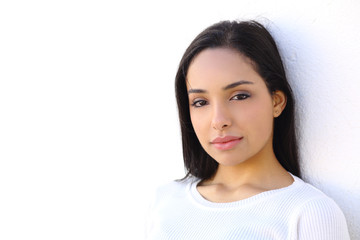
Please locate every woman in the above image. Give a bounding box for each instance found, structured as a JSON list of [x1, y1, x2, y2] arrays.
[[146, 20, 350, 239]]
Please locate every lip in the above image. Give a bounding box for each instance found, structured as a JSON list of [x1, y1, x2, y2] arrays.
[[211, 136, 243, 150]]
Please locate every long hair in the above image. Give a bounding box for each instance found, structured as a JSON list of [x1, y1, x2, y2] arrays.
[[175, 20, 300, 180]]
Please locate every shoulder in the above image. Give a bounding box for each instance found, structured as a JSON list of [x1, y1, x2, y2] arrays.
[[289, 176, 350, 239], [289, 176, 347, 221], [151, 177, 198, 204], [155, 177, 196, 194]]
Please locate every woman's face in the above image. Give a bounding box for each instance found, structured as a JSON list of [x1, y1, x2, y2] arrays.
[[187, 48, 285, 166]]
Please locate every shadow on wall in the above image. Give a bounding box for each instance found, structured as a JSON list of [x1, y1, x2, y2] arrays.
[[325, 178, 360, 239], [269, 18, 360, 239]]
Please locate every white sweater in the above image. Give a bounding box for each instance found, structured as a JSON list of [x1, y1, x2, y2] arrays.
[[146, 175, 349, 240]]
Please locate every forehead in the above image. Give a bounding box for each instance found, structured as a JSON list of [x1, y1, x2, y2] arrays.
[[186, 48, 262, 89]]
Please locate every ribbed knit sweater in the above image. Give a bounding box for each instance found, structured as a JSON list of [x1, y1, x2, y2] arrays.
[[146, 175, 349, 239]]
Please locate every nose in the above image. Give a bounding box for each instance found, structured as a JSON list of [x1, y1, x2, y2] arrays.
[[211, 104, 232, 131]]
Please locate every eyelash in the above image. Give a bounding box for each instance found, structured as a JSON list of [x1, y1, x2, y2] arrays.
[[191, 100, 208, 108], [230, 93, 250, 101], [191, 93, 250, 108]]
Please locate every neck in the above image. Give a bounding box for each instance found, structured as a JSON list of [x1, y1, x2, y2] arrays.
[[207, 150, 291, 190]]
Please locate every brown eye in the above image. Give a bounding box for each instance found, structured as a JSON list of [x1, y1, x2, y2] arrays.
[[230, 93, 250, 101], [191, 99, 208, 108]]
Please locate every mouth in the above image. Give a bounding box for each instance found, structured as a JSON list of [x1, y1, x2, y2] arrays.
[[211, 136, 243, 150]]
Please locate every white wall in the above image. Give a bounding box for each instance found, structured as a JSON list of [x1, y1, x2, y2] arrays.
[[1, 0, 359, 239]]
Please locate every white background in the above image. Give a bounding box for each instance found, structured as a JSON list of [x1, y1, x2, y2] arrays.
[[1, 0, 359, 239]]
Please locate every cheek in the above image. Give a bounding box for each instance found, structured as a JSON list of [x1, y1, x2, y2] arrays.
[[190, 110, 208, 140], [244, 101, 274, 136]]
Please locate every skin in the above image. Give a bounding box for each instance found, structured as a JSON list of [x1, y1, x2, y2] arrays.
[[186, 47, 293, 203]]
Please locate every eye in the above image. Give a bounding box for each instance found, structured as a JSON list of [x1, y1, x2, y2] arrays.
[[230, 93, 250, 101], [191, 99, 208, 108]]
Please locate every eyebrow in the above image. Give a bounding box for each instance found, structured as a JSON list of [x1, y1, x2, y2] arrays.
[[223, 80, 254, 90], [187, 80, 254, 94]]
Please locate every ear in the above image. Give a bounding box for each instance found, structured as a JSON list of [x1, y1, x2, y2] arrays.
[[272, 90, 287, 118]]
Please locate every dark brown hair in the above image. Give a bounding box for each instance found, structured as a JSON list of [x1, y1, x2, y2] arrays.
[[175, 20, 300, 180]]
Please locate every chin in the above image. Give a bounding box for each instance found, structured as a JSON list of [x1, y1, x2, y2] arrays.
[[213, 156, 247, 167], [219, 161, 245, 167]]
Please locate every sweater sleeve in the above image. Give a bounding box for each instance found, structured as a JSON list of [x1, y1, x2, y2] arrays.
[[296, 197, 350, 240]]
